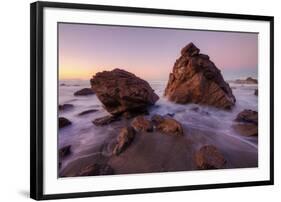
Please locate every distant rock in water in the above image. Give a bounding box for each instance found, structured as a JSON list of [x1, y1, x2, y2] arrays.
[[164, 43, 236, 109], [246, 77, 258, 83], [194, 145, 226, 169], [90, 68, 159, 116], [74, 88, 94, 96], [59, 117, 71, 128], [233, 77, 258, 84]]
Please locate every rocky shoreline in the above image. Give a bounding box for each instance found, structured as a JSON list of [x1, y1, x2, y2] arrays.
[[59, 114, 258, 177], [58, 43, 258, 177]]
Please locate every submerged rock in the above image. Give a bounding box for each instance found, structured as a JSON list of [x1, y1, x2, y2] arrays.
[[77, 163, 114, 176], [58, 104, 74, 111], [190, 106, 209, 115], [131, 116, 153, 132], [74, 88, 94, 96], [152, 115, 183, 136], [59, 117, 71, 128], [234, 109, 258, 136], [190, 106, 199, 112], [194, 145, 226, 169], [78, 109, 98, 116], [59, 145, 71, 158], [254, 89, 258, 96], [235, 109, 258, 125], [92, 115, 120, 126], [165, 113, 175, 117], [164, 43, 235, 109], [113, 126, 135, 155], [90, 68, 159, 116], [233, 123, 258, 136]]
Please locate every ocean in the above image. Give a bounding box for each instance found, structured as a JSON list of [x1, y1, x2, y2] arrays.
[[58, 79, 258, 173]]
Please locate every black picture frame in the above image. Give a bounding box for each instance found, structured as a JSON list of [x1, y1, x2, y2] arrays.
[[30, 1, 274, 200]]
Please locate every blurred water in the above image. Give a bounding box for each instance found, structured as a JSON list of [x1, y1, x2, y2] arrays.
[[58, 79, 258, 169]]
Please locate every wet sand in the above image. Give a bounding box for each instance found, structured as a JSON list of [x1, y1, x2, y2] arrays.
[[60, 119, 258, 177]]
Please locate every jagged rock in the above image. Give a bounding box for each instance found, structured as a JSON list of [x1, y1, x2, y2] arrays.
[[90, 69, 159, 116], [59, 117, 71, 128], [164, 43, 235, 109], [78, 109, 98, 116], [131, 116, 153, 132], [59, 104, 74, 111], [77, 163, 114, 176], [74, 88, 94, 96], [59, 145, 71, 158], [152, 115, 183, 136], [194, 145, 226, 169], [113, 126, 135, 155], [92, 115, 120, 126]]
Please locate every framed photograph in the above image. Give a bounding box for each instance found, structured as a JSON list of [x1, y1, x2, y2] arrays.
[[30, 1, 274, 200]]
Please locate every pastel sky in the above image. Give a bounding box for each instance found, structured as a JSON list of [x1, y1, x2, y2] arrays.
[[58, 23, 258, 80]]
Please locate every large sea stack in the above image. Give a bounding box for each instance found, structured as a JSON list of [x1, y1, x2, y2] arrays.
[[90, 69, 159, 116], [164, 43, 236, 109]]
